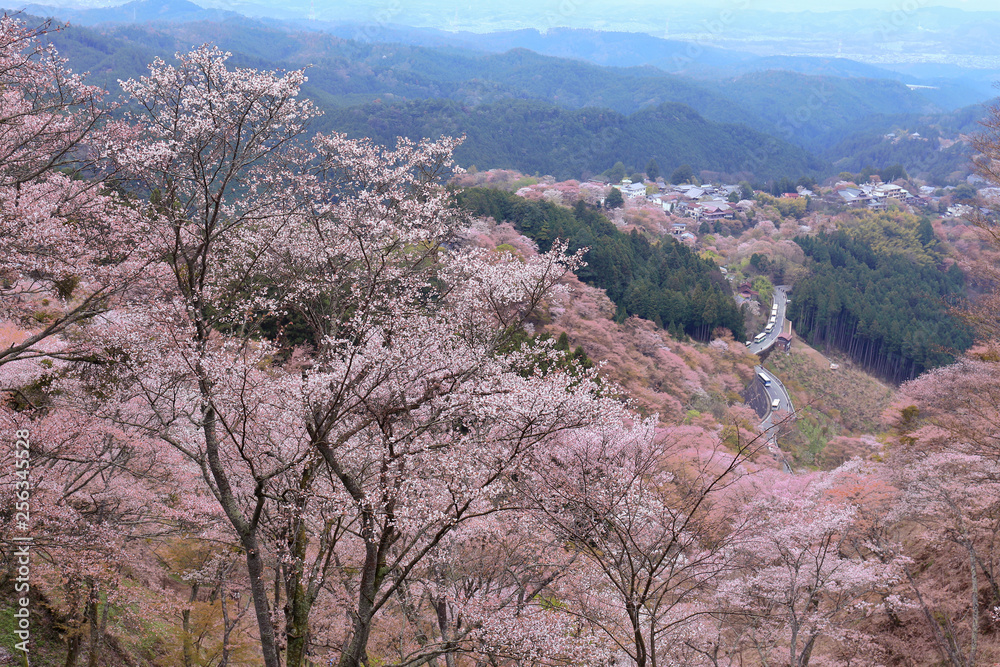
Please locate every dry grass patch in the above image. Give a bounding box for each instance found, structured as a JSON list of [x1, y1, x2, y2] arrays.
[[764, 329, 894, 436]]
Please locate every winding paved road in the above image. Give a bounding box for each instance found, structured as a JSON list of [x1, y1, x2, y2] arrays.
[[748, 285, 790, 355], [754, 366, 794, 473], [745, 285, 794, 472]]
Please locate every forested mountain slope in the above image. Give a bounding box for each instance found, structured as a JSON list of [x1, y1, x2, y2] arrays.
[[326, 99, 822, 181], [819, 105, 985, 184], [6, 14, 814, 178], [712, 70, 938, 152], [788, 211, 973, 383], [306, 23, 992, 109]]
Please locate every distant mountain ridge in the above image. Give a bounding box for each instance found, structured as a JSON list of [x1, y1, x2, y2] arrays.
[[287, 22, 992, 109], [20, 12, 942, 153], [16, 0, 992, 112], [21, 0, 240, 23], [1, 2, 983, 183]]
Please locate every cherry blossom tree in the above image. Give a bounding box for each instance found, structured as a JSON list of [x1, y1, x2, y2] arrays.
[[891, 344, 1000, 462], [176, 548, 257, 667], [95, 45, 325, 667], [384, 512, 599, 667], [524, 421, 760, 667], [0, 16, 150, 368], [264, 214, 612, 667], [719, 469, 906, 667], [882, 350, 1000, 666], [0, 363, 214, 666], [84, 44, 640, 667], [886, 449, 1000, 667]]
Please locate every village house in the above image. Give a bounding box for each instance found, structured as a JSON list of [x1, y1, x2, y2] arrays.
[[660, 192, 681, 211], [836, 188, 871, 208], [677, 185, 706, 199], [615, 179, 648, 200], [700, 202, 735, 221], [946, 203, 975, 218], [737, 281, 759, 300], [873, 183, 906, 201]]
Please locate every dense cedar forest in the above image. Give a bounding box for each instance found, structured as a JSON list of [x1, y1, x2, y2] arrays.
[[787, 212, 973, 382], [457, 188, 746, 341]]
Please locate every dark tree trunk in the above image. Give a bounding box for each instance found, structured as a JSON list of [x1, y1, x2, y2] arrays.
[[182, 582, 199, 667], [285, 463, 322, 667], [64, 632, 82, 667], [86, 592, 100, 667], [338, 537, 384, 667], [201, 395, 281, 667]]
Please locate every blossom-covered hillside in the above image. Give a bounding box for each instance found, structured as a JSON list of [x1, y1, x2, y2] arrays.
[[4, 18, 1000, 667]]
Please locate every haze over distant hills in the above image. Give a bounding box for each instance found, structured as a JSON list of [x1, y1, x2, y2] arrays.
[[3, 0, 993, 184], [16, 0, 1000, 109], [35, 0, 1000, 72], [21, 0, 235, 22]]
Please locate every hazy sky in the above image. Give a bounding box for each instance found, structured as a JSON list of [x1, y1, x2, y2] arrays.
[[299, 0, 1000, 35], [293, 0, 1000, 34], [318, 0, 1000, 14], [26, 0, 1000, 13], [728, 0, 996, 8], [21, 0, 1000, 36]]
